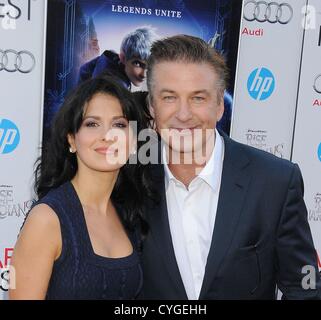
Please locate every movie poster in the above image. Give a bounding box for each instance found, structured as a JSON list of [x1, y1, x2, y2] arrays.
[[43, 0, 242, 140]]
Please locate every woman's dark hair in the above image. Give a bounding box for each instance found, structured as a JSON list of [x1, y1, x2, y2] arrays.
[[132, 91, 153, 128], [35, 75, 151, 237]]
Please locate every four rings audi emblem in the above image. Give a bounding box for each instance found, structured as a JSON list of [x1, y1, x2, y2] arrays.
[[313, 75, 321, 94], [0, 49, 36, 73], [243, 1, 293, 24]]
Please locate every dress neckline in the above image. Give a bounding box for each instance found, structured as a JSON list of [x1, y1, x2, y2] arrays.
[[65, 181, 137, 264]]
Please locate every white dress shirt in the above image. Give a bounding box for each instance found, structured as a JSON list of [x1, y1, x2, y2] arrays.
[[163, 129, 225, 300]]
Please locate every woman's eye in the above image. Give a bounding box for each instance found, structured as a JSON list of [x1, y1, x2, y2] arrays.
[[113, 122, 127, 128], [85, 121, 99, 127]]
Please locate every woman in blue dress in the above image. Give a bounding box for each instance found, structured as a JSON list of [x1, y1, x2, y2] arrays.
[[9, 76, 150, 299]]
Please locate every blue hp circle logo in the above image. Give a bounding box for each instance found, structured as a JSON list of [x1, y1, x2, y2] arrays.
[[0, 119, 20, 154], [318, 143, 321, 162], [247, 68, 275, 101]]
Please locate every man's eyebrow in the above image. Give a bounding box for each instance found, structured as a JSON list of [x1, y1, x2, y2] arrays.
[[159, 89, 210, 95], [191, 90, 210, 95], [159, 89, 176, 94]]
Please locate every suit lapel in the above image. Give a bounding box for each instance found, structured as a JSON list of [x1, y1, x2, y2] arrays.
[[148, 163, 188, 299], [199, 134, 252, 298]]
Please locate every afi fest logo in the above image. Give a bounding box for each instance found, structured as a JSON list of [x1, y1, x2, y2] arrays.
[[318, 143, 321, 163], [0, 248, 15, 292], [0, 1, 35, 30], [247, 67, 275, 101], [0, 119, 20, 154]]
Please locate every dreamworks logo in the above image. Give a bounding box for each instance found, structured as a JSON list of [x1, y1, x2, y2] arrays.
[[245, 129, 284, 158], [308, 193, 321, 222]]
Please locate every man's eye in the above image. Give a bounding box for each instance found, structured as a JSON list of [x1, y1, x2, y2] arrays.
[[163, 96, 176, 102], [192, 96, 205, 102]]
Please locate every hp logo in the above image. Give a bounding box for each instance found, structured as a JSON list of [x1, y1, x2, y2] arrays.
[[247, 67, 275, 101], [318, 143, 321, 162], [0, 119, 20, 154]]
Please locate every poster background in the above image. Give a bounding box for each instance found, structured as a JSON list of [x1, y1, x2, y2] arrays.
[[43, 0, 242, 141]]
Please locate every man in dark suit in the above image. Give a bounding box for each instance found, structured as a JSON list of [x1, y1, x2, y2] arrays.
[[141, 35, 321, 299]]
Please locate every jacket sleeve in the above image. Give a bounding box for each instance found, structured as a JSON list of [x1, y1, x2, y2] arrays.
[[276, 164, 321, 299]]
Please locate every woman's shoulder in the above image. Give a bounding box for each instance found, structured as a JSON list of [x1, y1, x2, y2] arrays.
[[24, 203, 60, 232], [26, 181, 73, 226]]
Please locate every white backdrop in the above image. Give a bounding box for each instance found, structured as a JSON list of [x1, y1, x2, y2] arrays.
[[292, 0, 321, 272], [231, 0, 321, 274], [0, 0, 47, 299], [231, 0, 307, 160]]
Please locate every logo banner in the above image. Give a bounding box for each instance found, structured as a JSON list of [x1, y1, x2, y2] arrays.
[[0, 0, 47, 299]]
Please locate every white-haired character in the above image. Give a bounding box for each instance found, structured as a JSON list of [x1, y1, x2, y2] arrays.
[[78, 26, 159, 89]]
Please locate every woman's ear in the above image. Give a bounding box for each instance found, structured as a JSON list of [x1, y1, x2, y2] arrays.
[[67, 134, 76, 153]]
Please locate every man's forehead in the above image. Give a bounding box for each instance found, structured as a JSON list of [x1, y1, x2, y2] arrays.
[[151, 61, 218, 91], [152, 61, 218, 78]]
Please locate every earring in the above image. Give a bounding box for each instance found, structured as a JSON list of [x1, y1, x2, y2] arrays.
[[69, 147, 75, 153]]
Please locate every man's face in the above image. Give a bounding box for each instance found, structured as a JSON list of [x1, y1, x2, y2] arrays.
[[150, 61, 224, 156], [124, 58, 147, 87]]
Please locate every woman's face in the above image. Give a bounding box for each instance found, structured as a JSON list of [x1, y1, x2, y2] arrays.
[[68, 93, 136, 173]]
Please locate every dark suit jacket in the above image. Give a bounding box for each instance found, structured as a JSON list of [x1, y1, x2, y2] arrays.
[[141, 133, 321, 299]]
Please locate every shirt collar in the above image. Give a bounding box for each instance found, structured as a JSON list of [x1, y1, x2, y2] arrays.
[[163, 129, 224, 192]]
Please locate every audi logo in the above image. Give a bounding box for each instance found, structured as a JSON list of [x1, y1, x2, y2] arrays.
[[243, 1, 293, 24], [313, 74, 321, 94], [0, 49, 36, 73]]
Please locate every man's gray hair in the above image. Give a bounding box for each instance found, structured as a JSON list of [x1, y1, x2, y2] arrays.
[[147, 34, 229, 101]]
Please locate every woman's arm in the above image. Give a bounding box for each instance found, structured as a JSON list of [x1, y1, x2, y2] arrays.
[[9, 204, 62, 300]]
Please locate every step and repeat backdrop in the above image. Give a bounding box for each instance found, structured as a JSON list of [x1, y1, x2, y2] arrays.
[[0, 0, 242, 300], [0, 0, 320, 299], [231, 0, 321, 271], [0, 0, 47, 297]]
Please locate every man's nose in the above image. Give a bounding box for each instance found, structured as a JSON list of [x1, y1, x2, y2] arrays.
[[175, 101, 193, 122]]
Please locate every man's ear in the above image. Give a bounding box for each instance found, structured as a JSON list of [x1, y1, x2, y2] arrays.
[[119, 51, 126, 65], [216, 94, 225, 122], [67, 134, 76, 152]]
